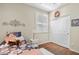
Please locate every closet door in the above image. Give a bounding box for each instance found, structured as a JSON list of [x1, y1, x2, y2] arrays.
[[50, 16, 70, 48]]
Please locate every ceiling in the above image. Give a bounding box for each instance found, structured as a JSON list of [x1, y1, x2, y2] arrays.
[[26, 3, 66, 12]]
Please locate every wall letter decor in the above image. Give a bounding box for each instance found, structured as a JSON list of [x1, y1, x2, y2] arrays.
[[2, 19, 26, 27]]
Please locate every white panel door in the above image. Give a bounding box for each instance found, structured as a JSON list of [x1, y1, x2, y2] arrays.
[[50, 16, 70, 48]]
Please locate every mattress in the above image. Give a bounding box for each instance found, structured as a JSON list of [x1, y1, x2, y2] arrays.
[[39, 48, 54, 55], [19, 48, 54, 55]]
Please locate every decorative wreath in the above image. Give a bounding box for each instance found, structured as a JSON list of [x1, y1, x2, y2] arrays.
[[54, 11, 60, 17]]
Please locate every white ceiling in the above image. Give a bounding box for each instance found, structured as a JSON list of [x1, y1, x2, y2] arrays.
[[26, 3, 66, 12]]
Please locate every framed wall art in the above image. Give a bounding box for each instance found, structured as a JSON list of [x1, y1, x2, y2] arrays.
[[71, 19, 79, 27]]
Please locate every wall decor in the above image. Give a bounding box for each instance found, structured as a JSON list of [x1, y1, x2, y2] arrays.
[[54, 11, 60, 17], [2, 22, 8, 25], [2, 19, 26, 27], [71, 19, 79, 26]]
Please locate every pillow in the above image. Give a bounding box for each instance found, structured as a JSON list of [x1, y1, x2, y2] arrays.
[[13, 32, 21, 37]]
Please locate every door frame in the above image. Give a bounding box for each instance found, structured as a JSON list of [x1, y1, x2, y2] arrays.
[[49, 15, 71, 48]]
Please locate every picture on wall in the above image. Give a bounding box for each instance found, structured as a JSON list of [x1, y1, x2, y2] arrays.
[[71, 19, 79, 26]]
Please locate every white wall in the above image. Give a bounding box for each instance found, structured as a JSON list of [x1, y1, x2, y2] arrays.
[[49, 3, 79, 53], [0, 3, 48, 44]]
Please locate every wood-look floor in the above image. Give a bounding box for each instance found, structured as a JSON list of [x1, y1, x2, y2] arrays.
[[39, 42, 79, 55]]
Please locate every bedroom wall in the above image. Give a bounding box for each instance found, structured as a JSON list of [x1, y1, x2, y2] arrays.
[[0, 3, 48, 44], [49, 3, 79, 53]]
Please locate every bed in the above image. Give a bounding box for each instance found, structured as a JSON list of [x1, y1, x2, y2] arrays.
[[19, 48, 53, 55], [0, 46, 53, 55], [0, 32, 53, 55]]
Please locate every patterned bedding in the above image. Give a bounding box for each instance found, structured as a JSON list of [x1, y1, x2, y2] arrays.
[[0, 48, 43, 55], [0, 44, 53, 55], [0, 44, 43, 55]]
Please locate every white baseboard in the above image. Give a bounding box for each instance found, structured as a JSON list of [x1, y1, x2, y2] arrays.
[[69, 48, 79, 53], [39, 41, 51, 45]]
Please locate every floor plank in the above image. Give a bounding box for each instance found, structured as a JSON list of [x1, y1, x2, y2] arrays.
[[39, 42, 79, 55]]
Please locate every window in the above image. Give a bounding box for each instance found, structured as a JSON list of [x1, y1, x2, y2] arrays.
[[35, 12, 48, 33]]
